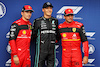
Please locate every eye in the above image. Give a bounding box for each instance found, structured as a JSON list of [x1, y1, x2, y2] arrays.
[[71, 14, 74, 16], [30, 11, 32, 13], [25, 11, 28, 13]]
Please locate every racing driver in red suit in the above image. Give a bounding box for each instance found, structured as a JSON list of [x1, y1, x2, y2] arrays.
[[58, 8, 89, 67], [9, 5, 34, 67]]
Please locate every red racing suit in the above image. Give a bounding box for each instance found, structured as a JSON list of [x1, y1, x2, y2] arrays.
[[9, 18, 32, 67], [58, 21, 89, 67]]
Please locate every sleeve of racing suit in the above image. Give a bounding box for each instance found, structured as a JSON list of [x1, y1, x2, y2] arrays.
[[9, 23, 19, 55], [32, 19, 38, 39], [79, 25, 89, 56], [55, 19, 61, 43]]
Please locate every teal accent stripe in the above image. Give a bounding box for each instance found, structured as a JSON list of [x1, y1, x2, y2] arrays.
[[34, 29, 40, 67], [34, 43, 37, 67]]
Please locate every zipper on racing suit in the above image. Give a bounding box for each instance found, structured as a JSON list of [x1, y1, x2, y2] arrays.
[[46, 19, 52, 52]]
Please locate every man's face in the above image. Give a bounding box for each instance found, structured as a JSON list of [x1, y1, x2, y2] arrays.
[[64, 14, 74, 23], [42, 7, 53, 16], [21, 11, 32, 20]]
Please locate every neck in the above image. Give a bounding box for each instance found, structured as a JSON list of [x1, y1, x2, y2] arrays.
[[44, 14, 51, 19], [66, 21, 71, 24], [22, 17, 29, 21], [66, 20, 73, 24]]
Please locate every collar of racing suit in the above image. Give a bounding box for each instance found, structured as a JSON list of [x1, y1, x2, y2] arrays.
[[42, 16, 52, 21], [64, 21, 74, 26], [20, 17, 30, 24]]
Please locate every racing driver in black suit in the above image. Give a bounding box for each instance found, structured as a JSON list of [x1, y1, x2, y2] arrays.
[[32, 2, 60, 67]]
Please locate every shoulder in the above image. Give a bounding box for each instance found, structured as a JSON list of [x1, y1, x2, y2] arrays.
[[58, 23, 64, 29], [12, 19, 22, 25], [74, 21, 83, 25], [74, 21, 83, 28], [32, 17, 43, 26], [35, 17, 43, 21], [10, 19, 21, 28], [51, 17, 58, 21], [33, 17, 43, 24]]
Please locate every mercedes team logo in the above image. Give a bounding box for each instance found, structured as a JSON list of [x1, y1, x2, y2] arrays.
[[82, 44, 95, 54], [0, 2, 6, 18], [6, 44, 11, 54]]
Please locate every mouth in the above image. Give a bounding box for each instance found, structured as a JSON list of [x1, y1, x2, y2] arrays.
[[27, 15, 31, 17]]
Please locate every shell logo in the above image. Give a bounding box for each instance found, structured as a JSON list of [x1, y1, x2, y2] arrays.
[[22, 30, 26, 34], [62, 33, 67, 37], [63, 49, 66, 51]]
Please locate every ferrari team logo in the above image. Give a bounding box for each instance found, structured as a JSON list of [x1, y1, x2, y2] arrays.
[[62, 33, 67, 37], [68, 9, 71, 12], [29, 25, 32, 30], [28, 6, 31, 9], [72, 28, 76, 32], [28, 25, 32, 30], [22, 30, 26, 34]]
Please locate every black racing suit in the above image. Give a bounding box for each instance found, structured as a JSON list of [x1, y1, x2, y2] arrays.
[[32, 16, 60, 67]]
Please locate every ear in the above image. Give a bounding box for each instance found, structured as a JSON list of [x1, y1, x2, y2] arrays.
[[21, 12, 23, 15], [42, 8, 44, 12], [64, 16, 66, 19]]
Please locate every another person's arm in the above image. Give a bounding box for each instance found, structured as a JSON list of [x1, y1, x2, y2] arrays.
[[79, 25, 89, 64], [31, 19, 38, 39], [55, 19, 61, 43]]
